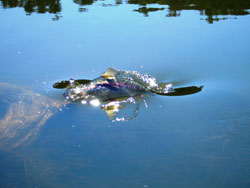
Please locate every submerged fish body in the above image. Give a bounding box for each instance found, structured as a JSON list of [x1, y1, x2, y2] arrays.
[[0, 83, 62, 150]]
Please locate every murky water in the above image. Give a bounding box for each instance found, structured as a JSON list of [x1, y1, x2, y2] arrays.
[[1, 0, 250, 188]]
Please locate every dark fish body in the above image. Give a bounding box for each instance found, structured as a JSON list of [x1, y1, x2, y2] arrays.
[[54, 67, 203, 103], [65, 76, 148, 102]]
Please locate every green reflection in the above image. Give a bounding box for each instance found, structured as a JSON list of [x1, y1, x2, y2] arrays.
[[1, 0, 250, 23], [129, 0, 250, 23], [1, 0, 61, 15], [134, 7, 165, 17], [74, 0, 95, 6]]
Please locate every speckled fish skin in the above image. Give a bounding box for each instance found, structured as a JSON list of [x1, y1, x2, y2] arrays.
[[64, 67, 164, 102], [64, 76, 149, 102]]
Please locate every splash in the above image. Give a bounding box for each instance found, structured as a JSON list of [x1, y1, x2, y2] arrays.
[[54, 68, 203, 122], [64, 68, 173, 103]]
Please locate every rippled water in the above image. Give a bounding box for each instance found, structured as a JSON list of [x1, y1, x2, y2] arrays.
[[1, 0, 250, 188]]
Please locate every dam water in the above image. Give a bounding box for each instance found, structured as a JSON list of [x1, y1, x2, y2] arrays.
[[0, 1, 250, 187]]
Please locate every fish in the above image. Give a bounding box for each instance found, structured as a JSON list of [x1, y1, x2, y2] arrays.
[[53, 67, 203, 121], [53, 67, 203, 101]]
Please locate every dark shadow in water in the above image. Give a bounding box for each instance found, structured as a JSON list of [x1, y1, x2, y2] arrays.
[[1, 0, 250, 23]]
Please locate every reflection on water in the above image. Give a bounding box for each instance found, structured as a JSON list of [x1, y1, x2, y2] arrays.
[[1, 0, 250, 23], [1, 0, 61, 20], [1, 0, 61, 14], [129, 0, 250, 23], [1, 0, 250, 187]]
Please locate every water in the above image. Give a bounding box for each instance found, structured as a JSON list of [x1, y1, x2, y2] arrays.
[[1, 0, 250, 187]]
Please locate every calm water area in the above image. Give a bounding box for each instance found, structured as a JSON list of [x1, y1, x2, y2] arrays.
[[0, 0, 250, 187]]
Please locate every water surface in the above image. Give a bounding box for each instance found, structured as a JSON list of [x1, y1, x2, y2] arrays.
[[0, 0, 250, 188]]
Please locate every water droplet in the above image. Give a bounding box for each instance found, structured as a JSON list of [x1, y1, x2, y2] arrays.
[[81, 100, 87, 104], [90, 99, 100, 107]]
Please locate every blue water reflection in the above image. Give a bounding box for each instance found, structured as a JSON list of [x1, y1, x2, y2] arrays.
[[0, 0, 250, 188]]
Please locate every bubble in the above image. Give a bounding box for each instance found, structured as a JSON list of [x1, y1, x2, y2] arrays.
[[90, 99, 100, 107], [81, 100, 87, 104]]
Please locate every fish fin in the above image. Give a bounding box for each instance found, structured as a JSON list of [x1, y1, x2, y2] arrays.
[[153, 86, 203, 96], [53, 79, 91, 89], [53, 80, 70, 89], [104, 109, 118, 120], [101, 67, 118, 78], [102, 97, 140, 122], [102, 100, 124, 120]]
